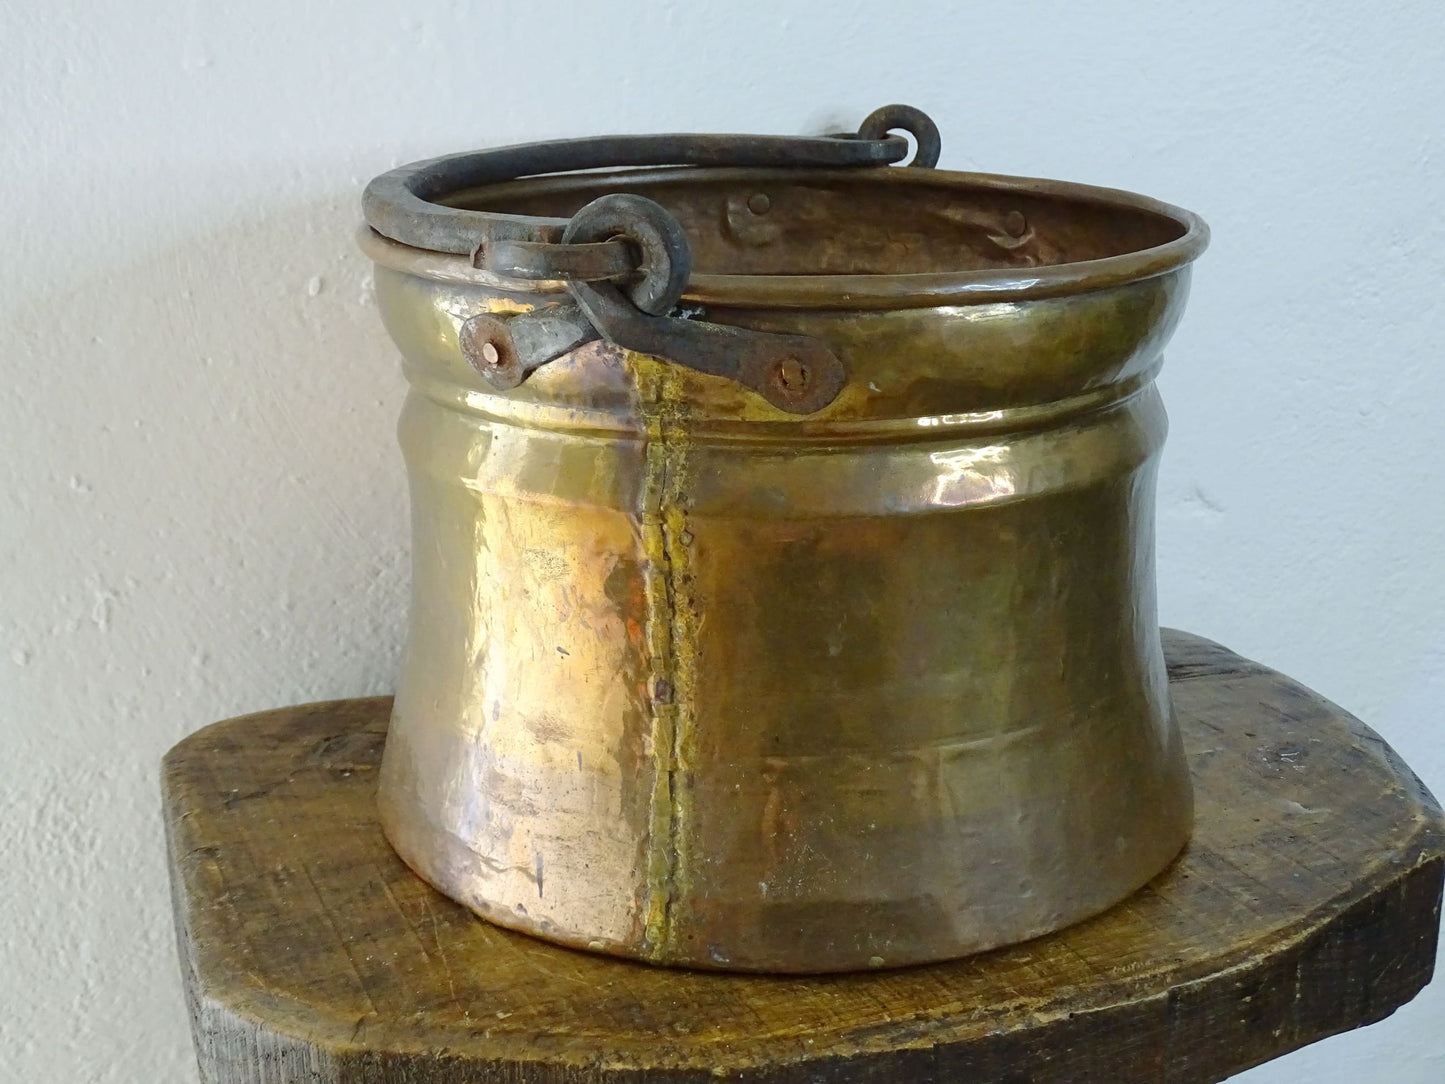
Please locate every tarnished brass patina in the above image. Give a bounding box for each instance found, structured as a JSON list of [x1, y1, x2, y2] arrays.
[[360, 111, 1209, 972]]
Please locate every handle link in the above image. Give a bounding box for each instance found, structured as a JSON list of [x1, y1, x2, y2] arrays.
[[388, 105, 942, 414]]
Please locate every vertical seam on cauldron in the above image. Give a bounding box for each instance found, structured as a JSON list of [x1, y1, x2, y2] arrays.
[[633, 354, 695, 960]]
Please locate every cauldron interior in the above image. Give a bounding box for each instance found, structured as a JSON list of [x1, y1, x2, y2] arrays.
[[443, 166, 1187, 277]]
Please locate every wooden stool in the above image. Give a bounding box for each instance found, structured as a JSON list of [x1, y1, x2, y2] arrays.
[[164, 630, 1443, 1083]]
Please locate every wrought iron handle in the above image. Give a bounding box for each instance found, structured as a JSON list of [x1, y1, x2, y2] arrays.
[[363, 105, 941, 414]]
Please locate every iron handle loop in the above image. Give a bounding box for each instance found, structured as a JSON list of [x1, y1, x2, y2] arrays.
[[460, 191, 848, 414], [416, 105, 941, 413], [363, 104, 941, 269], [364, 130, 910, 261], [559, 194, 692, 316]]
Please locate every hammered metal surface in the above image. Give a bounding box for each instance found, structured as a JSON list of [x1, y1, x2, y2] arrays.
[[364, 164, 1208, 971]]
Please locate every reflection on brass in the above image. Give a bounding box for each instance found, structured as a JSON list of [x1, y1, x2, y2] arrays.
[[362, 160, 1209, 973]]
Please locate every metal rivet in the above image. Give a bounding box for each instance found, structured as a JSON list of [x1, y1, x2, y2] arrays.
[[747, 192, 772, 215], [480, 341, 501, 367], [776, 357, 808, 391]]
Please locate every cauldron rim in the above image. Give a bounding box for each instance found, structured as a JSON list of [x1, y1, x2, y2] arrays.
[[361, 164, 1207, 312]]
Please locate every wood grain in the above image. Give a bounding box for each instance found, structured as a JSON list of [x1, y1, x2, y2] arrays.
[[164, 630, 1444, 1083]]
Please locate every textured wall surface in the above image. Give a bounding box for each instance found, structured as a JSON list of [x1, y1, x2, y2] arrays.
[[1, 2, 1441, 1081]]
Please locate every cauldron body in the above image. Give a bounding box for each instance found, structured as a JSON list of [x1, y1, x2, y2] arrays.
[[362, 155, 1206, 972]]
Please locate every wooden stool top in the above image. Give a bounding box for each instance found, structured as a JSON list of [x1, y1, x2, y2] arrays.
[[165, 631, 1443, 1082]]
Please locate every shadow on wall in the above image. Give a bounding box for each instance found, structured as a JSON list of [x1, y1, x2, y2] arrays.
[[4, 191, 412, 720], [0, 190, 412, 1084]]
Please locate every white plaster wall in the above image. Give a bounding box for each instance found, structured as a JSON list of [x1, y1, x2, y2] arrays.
[[1, 1, 1440, 1080]]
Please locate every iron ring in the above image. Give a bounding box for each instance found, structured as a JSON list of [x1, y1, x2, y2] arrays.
[[562, 194, 693, 317], [858, 104, 942, 169]]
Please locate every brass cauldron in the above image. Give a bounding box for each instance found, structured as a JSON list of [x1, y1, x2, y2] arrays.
[[360, 106, 1208, 972]]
